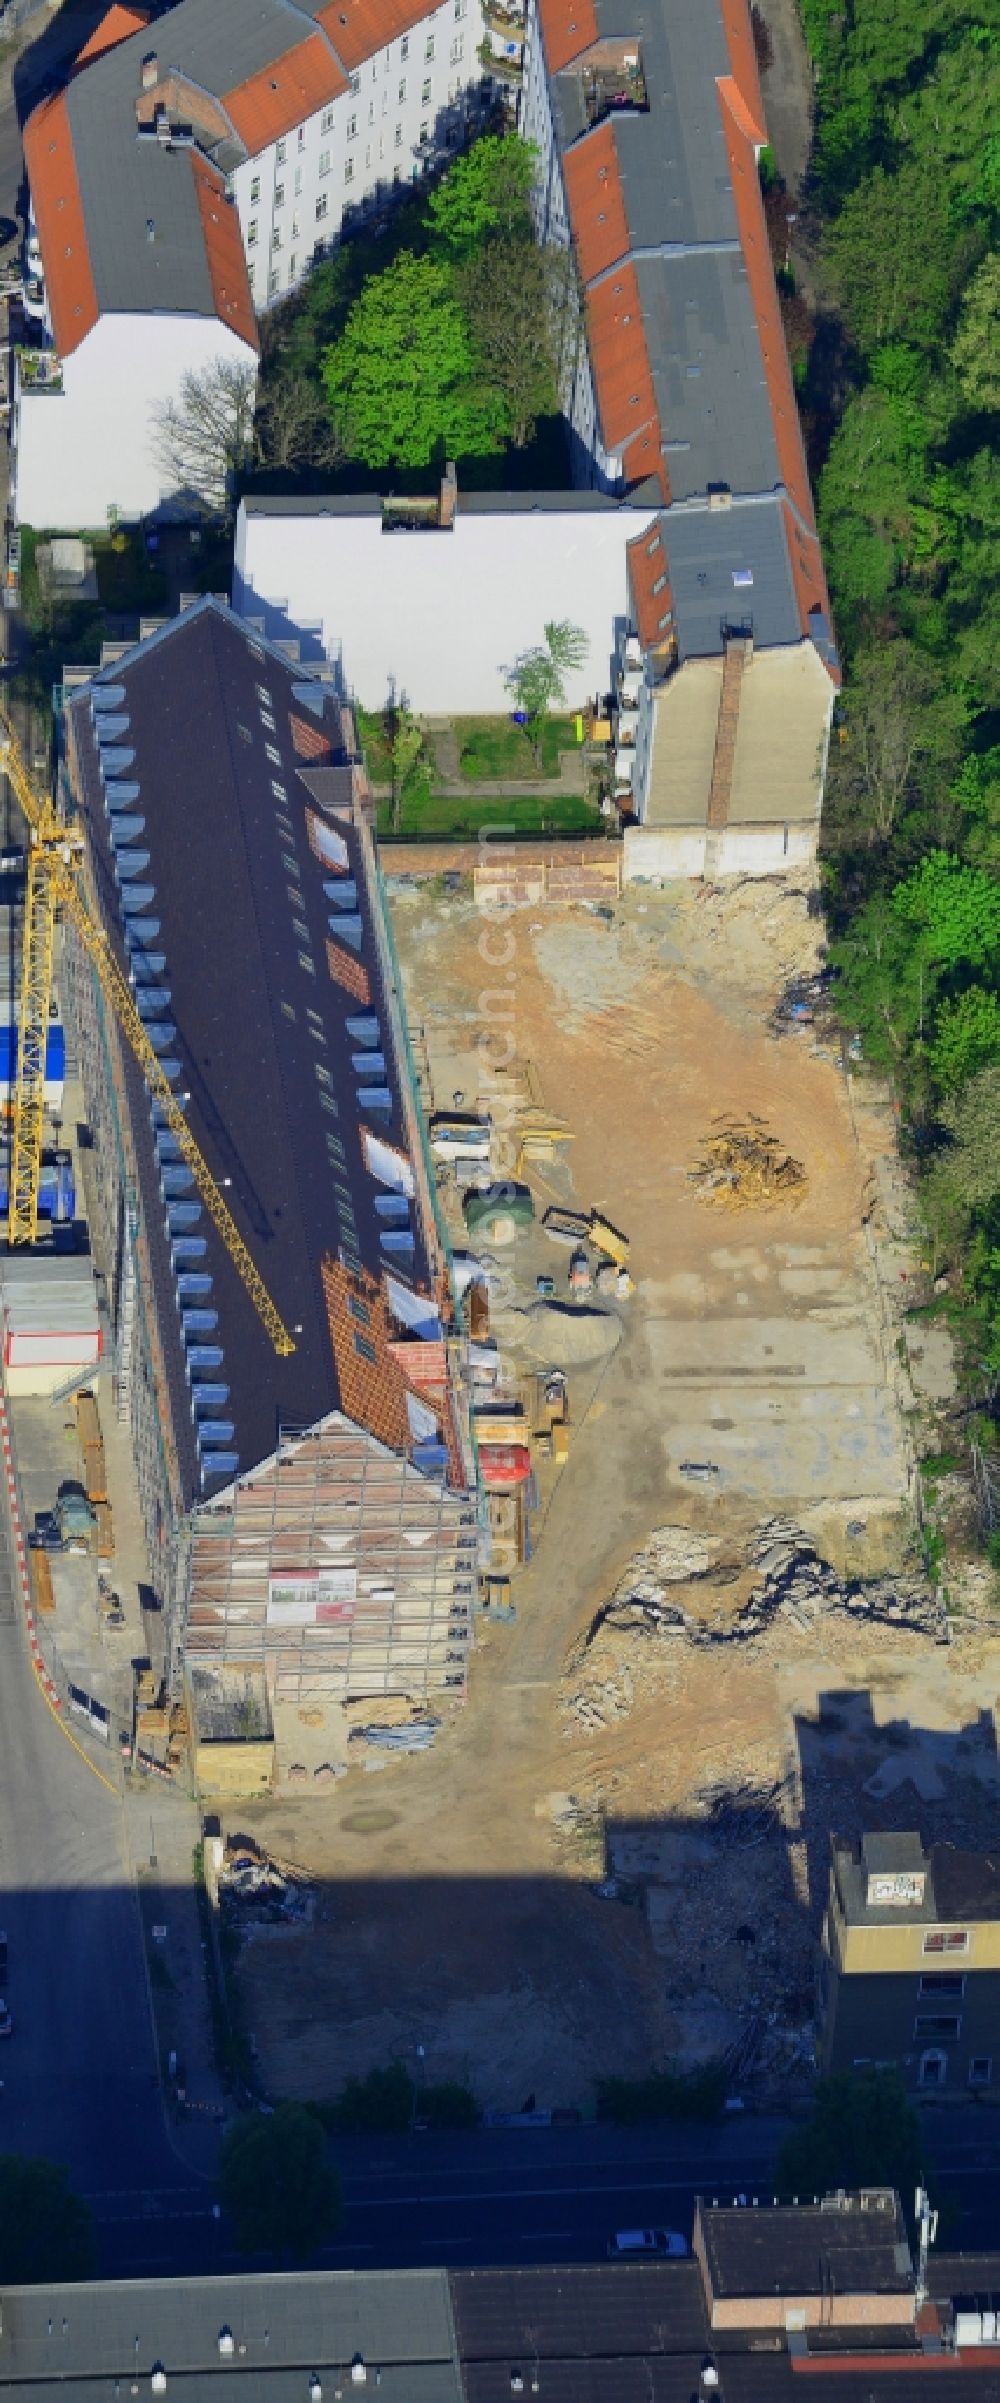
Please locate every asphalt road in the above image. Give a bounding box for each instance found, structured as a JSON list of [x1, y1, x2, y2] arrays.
[[81, 2117, 1000, 2279], [0, 1493, 188, 2222]]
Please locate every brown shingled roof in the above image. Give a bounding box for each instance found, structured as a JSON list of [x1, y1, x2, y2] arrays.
[[22, 93, 100, 357], [223, 28, 348, 150], [192, 153, 259, 355]]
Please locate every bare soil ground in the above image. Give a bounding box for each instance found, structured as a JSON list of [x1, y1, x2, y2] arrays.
[[235, 882, 999, 2110]]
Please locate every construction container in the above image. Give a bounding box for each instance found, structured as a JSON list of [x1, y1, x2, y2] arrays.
[[469, 1282, 490, 1341], [552, 1420, 571, 1464], [464, 1183, 533, 1241], [0, 1254, 101, 1393], [94, 1501, 114, 1559], [479, 1442, 531, 1489], [29, 1547, 55, 1614]]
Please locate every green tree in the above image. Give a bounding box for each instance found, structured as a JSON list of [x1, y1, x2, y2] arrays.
[[776, 2070, 923, 2202], [827, 164, 983, 356], [388, 703, 431, 834], [457, 235, 568, 448], [937, 1065, 1000, 1209], [425, 133, 536, 256], [219, 2104, 342, 2259], [327, 2062, 416, 2134], [931, 988, 1000, 1090], [0, 2155, 97, 2283], [504, 620, 588, 762], [893, 852, 1000, 971], [829, 894, 935, 1070], [321, 253, 509, 469]]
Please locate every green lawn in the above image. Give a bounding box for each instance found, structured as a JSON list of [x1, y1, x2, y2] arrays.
[[450, 715, 581, 781], [375, 789, 602, 839], [93, 534, 169, 616]]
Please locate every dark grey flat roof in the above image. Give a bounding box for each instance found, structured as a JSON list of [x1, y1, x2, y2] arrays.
[[834, 1838, 1000, 1928], [539, 0, 835, 665], [0, 2269, 461, 2403], [56, 0, 334, 320], [634, 248, 780, 507], [237, 489, 662, 517], [699, 2198, 912, 2300], [65, 48, 218, 321], [67, 598, 433, 1502], [658, 495, 799, 657]]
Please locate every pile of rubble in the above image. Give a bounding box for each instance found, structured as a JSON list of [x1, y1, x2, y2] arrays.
[[219, 1835, 315, 1930], [689, 1115, 807, 1211], [564, 1519, 946, 1728]]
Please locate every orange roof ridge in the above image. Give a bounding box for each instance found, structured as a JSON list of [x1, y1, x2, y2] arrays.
[[718, 0, 767, 147], [532, 0, 597, 72], [562, 120, 629, 287], [22, 94, 99, 356], [223, 28, 348, 150], [192, 155, 259, 354], [74, 3, 150, 70]]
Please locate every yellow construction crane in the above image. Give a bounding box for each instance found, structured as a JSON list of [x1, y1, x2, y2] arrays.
[[0, 704, 296, 1357]]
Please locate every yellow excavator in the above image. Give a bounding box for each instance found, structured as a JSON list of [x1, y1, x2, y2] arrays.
[[0, 701, 295, 1357]]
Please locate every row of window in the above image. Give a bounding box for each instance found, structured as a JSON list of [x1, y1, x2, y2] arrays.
[[247, 7, 468, 194]]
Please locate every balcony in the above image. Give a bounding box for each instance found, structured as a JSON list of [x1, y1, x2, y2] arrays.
[[16, 346, 63, 395], [581, 44, 647, 128], [478, 31, 523, 79], [482, 0, 525, 34]]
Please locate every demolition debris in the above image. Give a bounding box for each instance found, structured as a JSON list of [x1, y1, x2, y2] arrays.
[[689, 1116, 807, 1211], [567, 1517, 946, 1727]]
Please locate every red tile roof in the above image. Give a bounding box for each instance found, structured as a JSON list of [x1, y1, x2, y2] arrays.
[[192, 154, 259, 355], [223, 30, 348, 151], [585, 261, 666, 487], [22, 94, 99, 357], [716, 81, 835, 652], [318, 0, 447, 71], [525, 0, 597, 71], [626, 521, 674, 651], [718, 0, 766, 146], [562, 121, 629, 285], [74, 3, 149, 70]]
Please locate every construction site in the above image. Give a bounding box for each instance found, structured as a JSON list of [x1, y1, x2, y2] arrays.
[[224, 869, 1000, 2111]]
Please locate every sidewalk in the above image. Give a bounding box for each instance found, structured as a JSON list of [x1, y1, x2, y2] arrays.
[[123, 1778, 227, 2175]]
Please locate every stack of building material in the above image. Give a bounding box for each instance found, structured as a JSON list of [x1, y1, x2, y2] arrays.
[[29, 1548, 55, 1613], [75, 1389, 107, 1504], [94, 1502, 114, 1560], [0, 1254, 101, 1394]]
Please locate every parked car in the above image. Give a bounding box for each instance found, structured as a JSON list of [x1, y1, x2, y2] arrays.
[[607, 2228, 688, 2260], [0, 2002, 12, 2038]]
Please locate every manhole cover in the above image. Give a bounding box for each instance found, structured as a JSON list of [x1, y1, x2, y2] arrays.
[[339, 1807, 401, 1834]]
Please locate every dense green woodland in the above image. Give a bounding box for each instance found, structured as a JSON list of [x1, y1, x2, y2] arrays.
[[803, 0, 1000, 1401]]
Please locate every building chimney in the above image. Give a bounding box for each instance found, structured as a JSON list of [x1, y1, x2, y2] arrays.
[[140, 51, 159, 91], [439, 460, 457, 529]]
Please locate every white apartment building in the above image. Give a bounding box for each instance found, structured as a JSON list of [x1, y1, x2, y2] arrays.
[[19, 0, 492, 523], [229, 0, 486, 313]]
